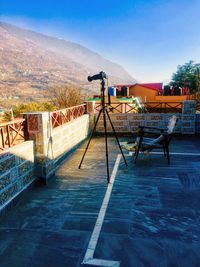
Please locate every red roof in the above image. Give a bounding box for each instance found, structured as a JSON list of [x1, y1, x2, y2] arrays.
[[115, 83, 163, 92], [138, 83, 163, 91], [114, 84, 135, 89]]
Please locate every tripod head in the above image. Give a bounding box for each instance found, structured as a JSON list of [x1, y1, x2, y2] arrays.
[[87, 71, 107, 82], [87, 71, 108, 105], [87, 71, 107, 95]]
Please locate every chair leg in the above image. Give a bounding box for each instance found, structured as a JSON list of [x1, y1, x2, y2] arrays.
[[166, 145, 170, 165], [163, 146, 166, 157], [134, 148, 139, 163], [134, 136, 143, 163]]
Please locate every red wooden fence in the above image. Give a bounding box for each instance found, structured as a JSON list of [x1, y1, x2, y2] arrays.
[[0, 119, 26, 153], [51, 104, 86, 128], [94, 102, 183, 113]]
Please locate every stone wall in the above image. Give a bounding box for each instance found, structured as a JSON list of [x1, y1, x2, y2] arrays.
[[96, 113, 182, 133], [182, 100, 196, 134], [52, 115, 89, 159], [95, 100, 197, 135], [0, 141, 35, 212], [196, 114, 200, 135]]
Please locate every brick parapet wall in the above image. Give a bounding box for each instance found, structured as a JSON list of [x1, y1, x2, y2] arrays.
[[181, 100, 196, 134], [96, 113, 182, 133], [24, 112, 90, 183], [0, 141, 35, 212], [196, 114, 200, 135], [51, 114, 89, 159], [95, 100, 197, 135]]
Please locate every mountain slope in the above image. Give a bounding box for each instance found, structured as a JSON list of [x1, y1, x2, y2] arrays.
[[0, 22, 136, 100]]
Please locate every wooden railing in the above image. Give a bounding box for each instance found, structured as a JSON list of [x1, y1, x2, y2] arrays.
[[94, 103, 138, 113], [94, 102, 183, 113], [0, 118, 26, 153], [51, 104, 86, 128], [143, 102, 183, 113]]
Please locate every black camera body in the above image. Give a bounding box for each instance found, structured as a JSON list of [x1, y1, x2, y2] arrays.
[[88, 71, 107, 82]]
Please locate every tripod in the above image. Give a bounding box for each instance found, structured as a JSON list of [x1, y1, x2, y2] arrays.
[[78, 77, 128, 183]]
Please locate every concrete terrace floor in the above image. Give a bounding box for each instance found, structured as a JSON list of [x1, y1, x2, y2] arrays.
[[0, 136, 200, 267]]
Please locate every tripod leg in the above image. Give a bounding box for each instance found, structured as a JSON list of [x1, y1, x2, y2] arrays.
[[105, 110, 128, 166], [78, 109, 102, 169], [103, 109, 110, 183]]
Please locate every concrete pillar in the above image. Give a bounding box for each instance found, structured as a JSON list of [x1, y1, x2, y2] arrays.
[[23, 112, 55, 184], [181, 100, 196, 135], [85, 101, 96, 130]]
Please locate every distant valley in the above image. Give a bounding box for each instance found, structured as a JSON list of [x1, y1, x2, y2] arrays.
[[0, 22, 135, 104]]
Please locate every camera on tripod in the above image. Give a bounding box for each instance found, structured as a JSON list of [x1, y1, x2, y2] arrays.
[[79, 70, 127, 183], [88, 71, 107, 82]]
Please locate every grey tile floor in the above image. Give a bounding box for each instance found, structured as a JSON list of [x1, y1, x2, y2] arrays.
[[0, 136, 200, 267]]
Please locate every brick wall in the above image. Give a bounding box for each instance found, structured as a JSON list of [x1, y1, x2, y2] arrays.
[[95, 100, 196, 135], [196, 114, 200, 135], [0, 141, 35, 212], [52, 114, 89, 158], [96, 113, 182, 133], [24, 112, 90, 183], [181, 100, 196, 134]]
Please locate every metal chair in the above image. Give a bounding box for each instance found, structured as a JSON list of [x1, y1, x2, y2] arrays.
[[134, 115, 178, 165]]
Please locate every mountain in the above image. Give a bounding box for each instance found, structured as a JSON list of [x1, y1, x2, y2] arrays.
[[0, 22, 136, 101]]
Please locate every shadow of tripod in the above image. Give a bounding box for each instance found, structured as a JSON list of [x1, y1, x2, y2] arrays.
[[78, 72, 128, 183]]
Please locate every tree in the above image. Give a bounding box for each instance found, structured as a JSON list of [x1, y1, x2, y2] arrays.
[[170, 61, 200, 95], [195, 66, 200, 100], [2, 102, 55, 122], [48, 85, 86, 109]]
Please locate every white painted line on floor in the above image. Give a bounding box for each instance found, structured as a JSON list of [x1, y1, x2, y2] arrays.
[[127, 152, 200, 156], [82, 154, 122, 267], [150, 152, 200, 156]]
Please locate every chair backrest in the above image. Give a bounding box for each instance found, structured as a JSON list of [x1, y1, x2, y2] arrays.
[[143, 115, 178, 147], [163, 115, 178, 147], [167, 115, 178, 134]]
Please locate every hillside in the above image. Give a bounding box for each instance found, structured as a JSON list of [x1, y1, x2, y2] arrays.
[[0, 22, 135, 102]]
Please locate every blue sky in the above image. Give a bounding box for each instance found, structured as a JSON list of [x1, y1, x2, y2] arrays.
[[1, 0, 200, 82]]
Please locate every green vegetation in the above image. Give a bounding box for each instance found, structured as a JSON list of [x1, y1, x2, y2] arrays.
[[14, 102, 55, 115], [1, 84, 87, 123], [2, 102, 55, 122], [170, 61, 200, 96]]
